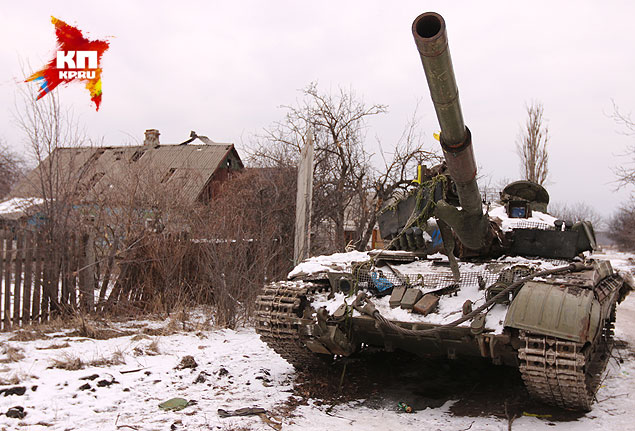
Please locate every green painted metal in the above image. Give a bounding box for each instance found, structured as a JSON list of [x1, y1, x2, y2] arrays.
[[412, 12, 492, 251], [412, 13, 465, 147], [504, 281, 601, 343]]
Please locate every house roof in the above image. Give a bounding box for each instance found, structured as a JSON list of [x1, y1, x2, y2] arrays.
[[10, 142, 243, 204]]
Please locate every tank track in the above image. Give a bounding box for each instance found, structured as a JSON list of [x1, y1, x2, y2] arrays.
[[518, 296, 617, 411], [255, 281, 329, 371]]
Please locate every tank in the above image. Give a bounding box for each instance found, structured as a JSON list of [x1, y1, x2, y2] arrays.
[[255, 12, 633, 411]]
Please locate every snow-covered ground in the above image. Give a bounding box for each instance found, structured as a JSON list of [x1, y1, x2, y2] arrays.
[[0, 249, 633, 431]]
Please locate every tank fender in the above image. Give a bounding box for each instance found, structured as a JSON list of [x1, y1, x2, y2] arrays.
[[504, 281, 601, 343]]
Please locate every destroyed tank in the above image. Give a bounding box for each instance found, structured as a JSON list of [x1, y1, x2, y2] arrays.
[[255, 12, 633, 411]]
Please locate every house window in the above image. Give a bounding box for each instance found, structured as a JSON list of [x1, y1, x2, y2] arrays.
[[161, 168, 177, 184], [88, 172, 105, 189], [130, 150, 146, 162], [114, 150, 125, 161]]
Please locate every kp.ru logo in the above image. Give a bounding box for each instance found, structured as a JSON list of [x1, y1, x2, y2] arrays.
[[26, 17, 109, 111], [56, 51, 98, 80]]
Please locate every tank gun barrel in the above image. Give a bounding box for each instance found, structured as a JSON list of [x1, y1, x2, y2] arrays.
[[412, 13, 466, 147], [412, 12, 491, 250]]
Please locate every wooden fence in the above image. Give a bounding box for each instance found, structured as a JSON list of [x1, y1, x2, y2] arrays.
[[0, 228, 94, 331]]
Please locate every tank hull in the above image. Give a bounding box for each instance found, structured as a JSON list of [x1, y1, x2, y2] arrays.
[[255, 253, 631, 411]]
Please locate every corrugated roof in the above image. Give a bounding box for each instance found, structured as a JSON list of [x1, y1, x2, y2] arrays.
[[10, 143, 243, 204]]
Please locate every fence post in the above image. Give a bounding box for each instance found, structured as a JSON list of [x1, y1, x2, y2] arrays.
[[3, 230, 13, 330], [0, 230, 6, 330], [79, 233, 95, 313], [60, 235, 70, 310], [13, 232, 23, 326], [69, 232, 77, 310], [32, 233, 43, 323], [22, 231, 33, 325], [41, 237, 51, 321]]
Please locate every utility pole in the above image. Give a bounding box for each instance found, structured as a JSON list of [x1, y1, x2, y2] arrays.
[[294, 130, 314, 266]]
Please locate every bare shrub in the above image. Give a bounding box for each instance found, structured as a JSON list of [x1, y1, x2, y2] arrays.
[[199, 167, 297, 327], [608, 203, 635, 252]]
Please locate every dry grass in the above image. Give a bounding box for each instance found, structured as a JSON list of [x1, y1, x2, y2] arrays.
[[49, 352, 84, 370], [88, 353, 125, 367], [0, 345, 25, 363], [8, 330, 48, 341], [36, 342, 71, 350], [0, 374, 21, 385], [49, 348, 127, 370], [147, 338, 160, 355], [142, 325, 177, 336], [133, 338, 160, 356]]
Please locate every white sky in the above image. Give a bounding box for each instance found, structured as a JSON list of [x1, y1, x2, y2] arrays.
[[1, 1, 634, 218]]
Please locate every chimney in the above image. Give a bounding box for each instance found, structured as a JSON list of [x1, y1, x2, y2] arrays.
[[144, 129, 160, 146]]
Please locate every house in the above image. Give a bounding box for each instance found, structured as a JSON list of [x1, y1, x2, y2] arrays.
[[8, 129, 243, 207]]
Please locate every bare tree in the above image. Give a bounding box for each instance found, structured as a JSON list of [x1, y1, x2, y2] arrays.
[[607, 103, 635, 251], [0, 139, 26, 199], [612, 103, 635, 189], [13, 88, 91, 236], [607, 203, 635, 251], [516, 102, 549, 185], [10, 86, 104, 316], [549, 201, 604, 229], [250, 83, 438, 253]]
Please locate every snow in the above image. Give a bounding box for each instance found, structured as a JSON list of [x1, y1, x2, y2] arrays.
[[0, 250, 632, 431], [0, 325, 294, 430], [288, 250, 369, 279], [0, 197, 44, 219], [308, 252, 577, 334], [489, 204, 557, 231]]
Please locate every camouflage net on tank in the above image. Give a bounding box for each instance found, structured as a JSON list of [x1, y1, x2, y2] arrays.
[[385, 174, 448, 250]]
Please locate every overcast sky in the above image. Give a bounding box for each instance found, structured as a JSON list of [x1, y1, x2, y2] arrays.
[[1, 1, 634, 218]]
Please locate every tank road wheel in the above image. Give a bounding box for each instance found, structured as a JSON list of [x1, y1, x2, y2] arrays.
[[518, 310, 615, 411], [255, 281, 332, 371]]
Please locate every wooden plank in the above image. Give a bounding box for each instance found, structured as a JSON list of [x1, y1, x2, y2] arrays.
[[22, 231, 33, 325], [50, 248, 61, 317], [0, 231, 6, 330], [84, 232, 95, 312], [60, 239, 69, 311], [78, 233, 87, 312], [41, 236, 51, 321], [3, 230, 13, 330], [32, 233, 43, 323], [98, 234, 118, 312], [13, 232, 23, 326], [69, 233, 77, 310], [293, 130, 314, 266]]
